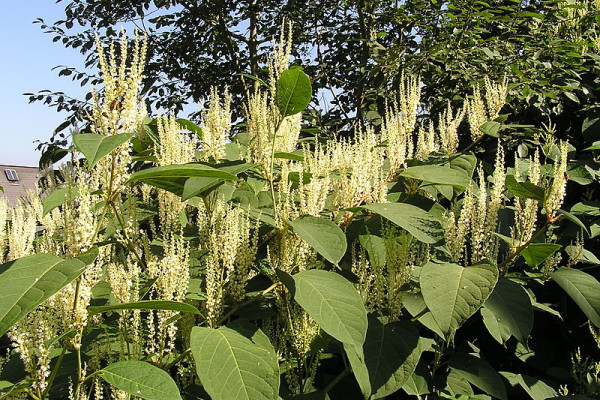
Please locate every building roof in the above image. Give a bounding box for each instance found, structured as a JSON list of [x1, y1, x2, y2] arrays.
[[0, 165, 40, 207]]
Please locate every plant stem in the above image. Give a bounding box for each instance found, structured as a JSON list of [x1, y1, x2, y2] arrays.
[[498, 215, 562, 274], [268, 117, 284, 223], [41, 345, 68, 400], [217, 281, 281, 325], [74, 346, 83, 398], [108, 201, 147, 269], [24, 390, 41, 400], [461, 133, 485, 154], [165, 348, 191, 370], [410, 308, 428, 322], [323, 366, 351, 393]]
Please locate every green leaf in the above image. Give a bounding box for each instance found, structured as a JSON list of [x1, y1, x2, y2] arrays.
[[520, 243, 561, 267], [449, 353, 507, 400], [402, 362, 433, 396], [287, 216, 347, 265], [402, 291, 445, 338], [570, 201, 600, 217], [275, 68, 312, 116], [274, 151, 305, 161], [420, 261, 498, 336], [190, 321, 280, 400], [400, 165, 471, 189], [552, 267, 600, 327], [128, 163, 237, 196], [558, 209, 590, 235], [358, 234, 386, 268], [181, 162, 254, 200], [345, 318, 421, 399], [444, 369, 474, 397], [176, 118, 203, 136], [0, 254, 86, 336], [88, 300, 203, 317], [100, 361, 182, 400], [505, 175, 545, 201], [182, 177, 224, 201], [583, 141, 600, 151], [77, 245, 99, 266], [279, 269, 367, 349], [447, 153, 477, 180], [565, 246, 600, 265], [481, 306, 510, 345], [73, 132, 135, 169], [480, 121, 502, 138], [500, 372, 557, 400], [482, 279, 533, 344], [362, 203, 443, 244], [42, 187, 78, 216]]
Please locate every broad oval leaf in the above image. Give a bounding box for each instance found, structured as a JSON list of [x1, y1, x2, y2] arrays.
[[190, 321, 279, 400], [274, 151, 304, 161], [287, 216, 347, 265], [552, 267, 600, 327], [449, 353, 507, 400], [73, 132, 135, 169], [358, 234, 386, 268], [501, 372, 558, 400], [0, 254, 86, 336], [446, 153, 477, 180], [444, 370, 474, 397], [181, 162, 255, 201], [42, 187, 78, 216], [480, 120, 502, 138], [482, 278, 533, 344], [275, 68, 312, 116], [400, 165, 471, 189], [402, 291, 444, 338], [402, 362, 433, 396], [362, 203, 443, 244], [280, 269, 367, 349], [88, 300, 203, 317], [345, 318, 421, 399], [128, 163, 238, 196], [520, 243, 561, 268], [505, 175, 545, 201], [100, 361, 182, 400], [420, 261, 498, 336], [557, 209, 590, 236], [182, 177, 224, 201], [176, 118, 203, 136]]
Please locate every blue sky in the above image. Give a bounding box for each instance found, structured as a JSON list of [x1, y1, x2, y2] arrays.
[[0, 1, 88, 166]]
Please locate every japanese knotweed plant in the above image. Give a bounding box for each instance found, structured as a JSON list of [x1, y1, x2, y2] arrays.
[[0, 27, 599, 400]]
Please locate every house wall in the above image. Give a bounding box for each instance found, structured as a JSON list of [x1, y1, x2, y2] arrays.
[[0, 165, 40, 206]]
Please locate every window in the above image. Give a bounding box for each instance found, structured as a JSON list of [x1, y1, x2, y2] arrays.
[[4, 169, 19, 182]]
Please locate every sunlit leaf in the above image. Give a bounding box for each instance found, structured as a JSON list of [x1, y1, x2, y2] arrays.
[[190, 321, 279, 400], [73, 132, 135, 169], [279, 269, 367, 350], [363, 203, 443, 244], [345, 318, 421, 399], [552, 267, 600, 327], [287, 216, 347, 264], [0, 254, 86, 336], [420, 261, 498, 336], [275, 68, 312, 116], [482, 278, 533, 344], [449, 353, 507, 400], [400, 165, 471, 189], [100, 361, 182, 400]]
